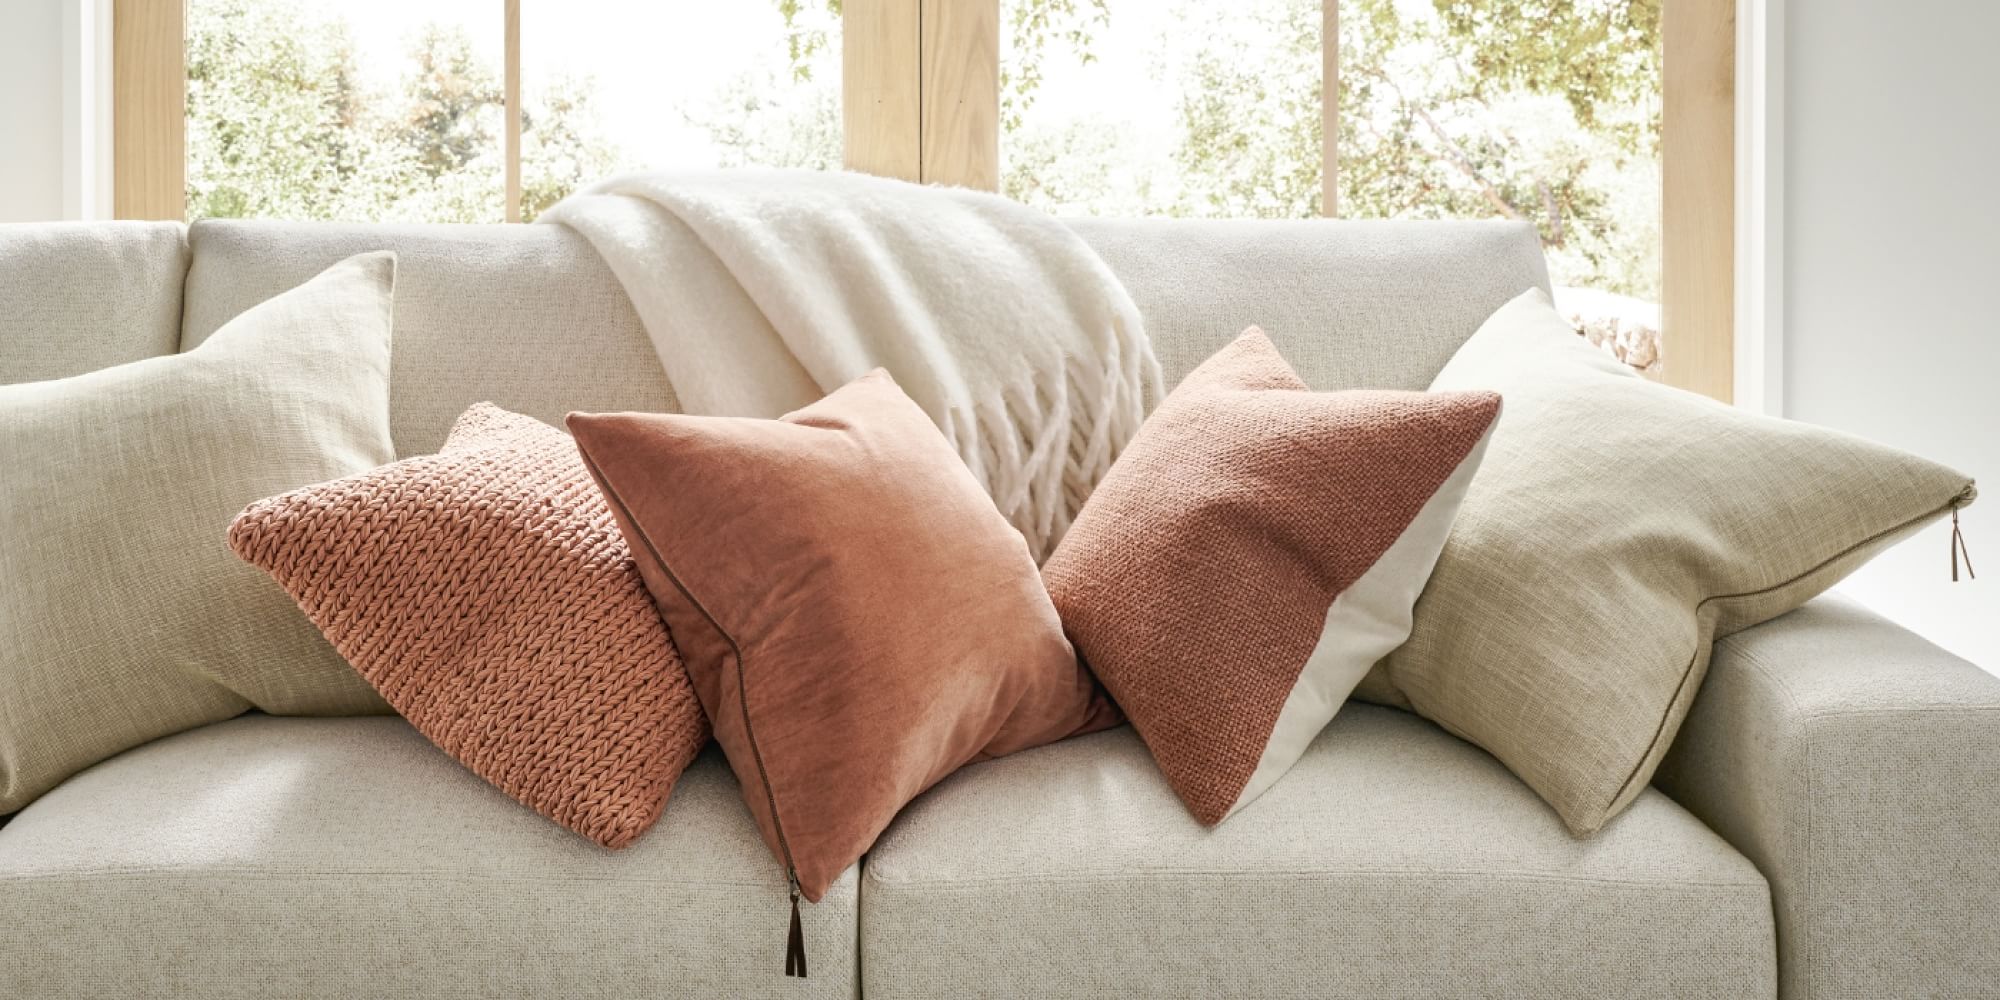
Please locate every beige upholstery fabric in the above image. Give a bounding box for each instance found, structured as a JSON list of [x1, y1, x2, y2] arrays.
[[181, 221, 680, 457], [179, 219, 1550, 457], [0, 715, 860, 999], [1069, 217, 1551, 390], [863, 705, 1775, 999], [0, 253, 397, 816], [29, 219, 1997, 998], [0, 222, 186, 384], [1371, 289, 1976, 836], [1656, 595, 2000, 1000]]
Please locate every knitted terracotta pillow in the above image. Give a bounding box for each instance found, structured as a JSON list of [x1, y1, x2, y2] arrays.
[[229, 403, 709, 849], [1043, 328, 1501, 824]]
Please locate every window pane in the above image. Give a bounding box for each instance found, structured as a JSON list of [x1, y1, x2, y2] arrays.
[[519, 1, 840, 218], [1000, 0, 1322, 218], [1338, 0, 1663, 371], [186, 0, 506, 223]]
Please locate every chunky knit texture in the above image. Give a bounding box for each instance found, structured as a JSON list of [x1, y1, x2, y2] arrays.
[[228, 403, 709, 849]]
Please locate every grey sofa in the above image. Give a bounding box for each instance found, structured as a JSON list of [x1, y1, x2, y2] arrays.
[[2, 219, 1995, 999]]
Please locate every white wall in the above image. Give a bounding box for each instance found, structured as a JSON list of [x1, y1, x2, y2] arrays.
[[0, 0, 68, 222], [1783, 0, 1998, 671]]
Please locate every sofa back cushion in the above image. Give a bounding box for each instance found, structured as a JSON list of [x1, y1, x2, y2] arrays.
[[181, 221, 681, 457], [179, 217, 1549, 457], [0, 222, 187, 385], [1069, 218, 1549, 393], [0, 252, 399, 815]]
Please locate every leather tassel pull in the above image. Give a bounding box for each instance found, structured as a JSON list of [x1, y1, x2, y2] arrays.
[[784, 873, 808, 978], [1952, 506, 1975, 582]]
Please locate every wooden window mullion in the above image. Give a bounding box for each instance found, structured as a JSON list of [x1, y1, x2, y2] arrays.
[[1321, 0, 1338, 217], [1662, 0, 1738, 402], [917, 0, 998, 189], [112, 0, 184, 221], [504, 0, 521, 222], [842, 0, 923, 183]]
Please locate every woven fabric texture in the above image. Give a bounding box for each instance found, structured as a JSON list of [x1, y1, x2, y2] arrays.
[[862, 706, 1773, 999], [1370, 288, 1978, 836], [1657, 594, 2000, 1000], [1044, 329, 1498, 824], [0, 251, 397, 816], [0, 716, 860, 999], [0, 222, 187, 385], [229, 403, 709, 849]]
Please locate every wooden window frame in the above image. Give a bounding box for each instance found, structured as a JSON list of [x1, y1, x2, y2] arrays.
[[112, 0, 1732, 400], [111, 0, 183, 221], [844, 0, 997, 188]]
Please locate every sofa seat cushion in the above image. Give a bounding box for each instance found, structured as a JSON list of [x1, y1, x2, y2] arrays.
[[0, 715, 858, 999], [860, 704, 1774, 1000]]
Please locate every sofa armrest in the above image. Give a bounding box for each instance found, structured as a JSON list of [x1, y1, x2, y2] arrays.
[[1654, 594, 2000, 1000]]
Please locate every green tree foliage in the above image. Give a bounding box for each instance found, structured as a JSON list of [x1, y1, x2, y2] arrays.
[[1171, 0, 1325, 218], [1433, 0, 1660, 142], [997, 0, 1661, 300], [518, 79, 623, 221], [693, 2, 845, 172], [185, 0, 369, 220], [684, 78, 843, 172], [394, 24, 502, 179], [778, 0, 1111, 132], [775, 0, 842, 82], [1338, 0, 1661, 298], [1000, 0, 1112, 133], [191, 0, 1660, 303], [186, 0, 615, 223]]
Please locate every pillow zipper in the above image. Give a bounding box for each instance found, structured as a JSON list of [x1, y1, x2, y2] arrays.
[[654, 545, 808, 978], [1952, 504, 1976, 582], [573, 448, 808, 978]]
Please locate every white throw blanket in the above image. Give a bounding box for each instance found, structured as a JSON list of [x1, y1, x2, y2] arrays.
[[544, 169, 1163, 560]]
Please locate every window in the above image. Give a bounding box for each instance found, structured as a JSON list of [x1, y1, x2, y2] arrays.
[[1001, 0, 1322, 218], [994, 0, 1663, 374], [1337, 1, 1664, 374], [176, 0, 838, 224], [114, 0, 1730, 400], [518, 1, 840, 216], [185, 0, 508, 223]]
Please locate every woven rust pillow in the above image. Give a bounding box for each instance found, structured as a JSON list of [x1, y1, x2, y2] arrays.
[[1043, 328, 1500, 825], [229, 403, 709, 849]]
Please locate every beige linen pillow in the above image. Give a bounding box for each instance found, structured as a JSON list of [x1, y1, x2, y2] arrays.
[[0, 251, 399, 814], [1362, 288, 1976, 835]]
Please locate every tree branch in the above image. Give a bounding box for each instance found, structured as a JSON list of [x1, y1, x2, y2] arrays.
[[1538, 180, 1563, 245], [1358, 65, 1524, 221]]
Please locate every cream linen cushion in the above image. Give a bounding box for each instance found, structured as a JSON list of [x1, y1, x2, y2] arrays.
[[1363, 288, 1977, 835], [0, 252, 399, 815]]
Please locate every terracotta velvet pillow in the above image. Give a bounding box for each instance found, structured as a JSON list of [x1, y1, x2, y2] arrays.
[[568, 370, 1115, 915], [1042, 328, 1501, 825], [229, 403, 709, 850]]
